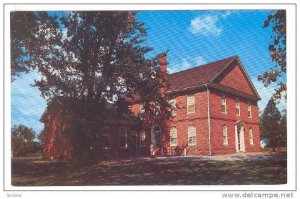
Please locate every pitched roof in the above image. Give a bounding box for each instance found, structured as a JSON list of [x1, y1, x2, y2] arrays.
[[126, 55, 260, 103], [167, 56, 236, 92]]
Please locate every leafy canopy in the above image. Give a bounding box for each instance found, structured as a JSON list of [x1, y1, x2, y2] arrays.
[[11, 11, 169, 113], [259, 10, 286, 102]]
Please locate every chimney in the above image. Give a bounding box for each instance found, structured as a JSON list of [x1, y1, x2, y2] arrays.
[[159, 53, 167, 74]]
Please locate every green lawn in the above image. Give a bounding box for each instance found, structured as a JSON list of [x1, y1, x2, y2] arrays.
[[11, 152, 287, 186]]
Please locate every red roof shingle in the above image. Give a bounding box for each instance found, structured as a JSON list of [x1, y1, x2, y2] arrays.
[[167, 56, 236, 92]]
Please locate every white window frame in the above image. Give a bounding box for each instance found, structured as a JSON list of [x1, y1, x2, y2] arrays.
[[236, 98, 240, 116], [223, 125, 228, 146], [140, 131, 146, 148], [103, 133, 111, 149], [170, 127, 178, 147], [249, 128, 254, 146], [119, 128, 128, 149], [169, 99, 177, 117], [248, 102, 252, 118], [140, 104, 145, 114], [187, 95, 195, 114], [221, 95, 227, 114], [188, 125, 197, 146]]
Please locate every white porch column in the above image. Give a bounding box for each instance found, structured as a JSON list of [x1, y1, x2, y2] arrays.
[[235, 125, 239, 152], [240, 127, 246, 152]]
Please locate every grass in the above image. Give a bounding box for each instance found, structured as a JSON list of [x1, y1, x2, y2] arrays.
[[11, 151, 287, 186]]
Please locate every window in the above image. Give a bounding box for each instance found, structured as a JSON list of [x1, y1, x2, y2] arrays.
[[187, 95, 195, 114], [152, 125, 161, 147], [235, 98, 240, 116], [221, 95, 227, 113], [223, 125, 228, 146], [140, 104, 145, 114], [249, 128, 254, 146], [248, 102, 252, 118], [140, 131, 146, 147], [169, 99, 177, 117], [170, 127, 178, 147], [188, 125, 196, 145], [103, 133, 111, 149], [139, 104, 145, 119], [154, 103, 161, 117], [119, 128, 127, 148]]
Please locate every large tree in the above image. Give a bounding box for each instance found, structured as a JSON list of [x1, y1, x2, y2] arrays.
[[10, 12, 59, 81], [258, 10, 286, 102], [11, 124, 36, 157], [260, 97, 282, 151], [11, 11, 171, 158], [279, 113, 287, 147]]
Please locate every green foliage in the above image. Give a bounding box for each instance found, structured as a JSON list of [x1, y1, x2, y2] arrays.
[[279, 113, 287, 147], [11, 124, 37, 157], [13, 11, 171, 159], [259, 10, 286, 102], [10, 12, 60, 81], [260, 97, 283, 151]]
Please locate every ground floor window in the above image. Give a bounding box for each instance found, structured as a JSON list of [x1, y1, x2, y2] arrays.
[[249, 128, 254, 146], [170, 127, 178, 147], [188, 125, 196, 145], [140, 131, 146, 147], [223, 125, 228, 146], [119, 128, 128, 148], [103, 133, 111, 149]]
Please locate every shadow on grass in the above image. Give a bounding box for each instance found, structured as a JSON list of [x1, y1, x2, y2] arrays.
[[11, 152, 287, 186]]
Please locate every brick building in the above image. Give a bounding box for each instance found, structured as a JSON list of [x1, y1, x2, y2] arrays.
[[41, 55, 261, 159], [127, 55, 261, 156]]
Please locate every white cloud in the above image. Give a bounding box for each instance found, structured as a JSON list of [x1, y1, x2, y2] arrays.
[[169, 56, 207, 73], [195, 56, 207, 66], [189, 11, 235, 36]]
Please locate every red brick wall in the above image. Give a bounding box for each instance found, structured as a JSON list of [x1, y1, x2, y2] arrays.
[[219, 64, 255, 96], [209, 89, 261, 154], [128, 87, 261, 156], [168, 91, 209, 155]]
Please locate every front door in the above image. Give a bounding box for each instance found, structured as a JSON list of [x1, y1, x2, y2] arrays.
[[151, 126, 161, 148], [235, 124, 245, 152]]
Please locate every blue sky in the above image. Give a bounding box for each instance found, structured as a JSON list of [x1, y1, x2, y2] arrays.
[[11, 10, 286, 133]]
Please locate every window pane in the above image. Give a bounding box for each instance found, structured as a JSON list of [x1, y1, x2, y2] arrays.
[[223, 126, 228, 145], [169, 99, 177, 116], [187, 95, 195, 113], [170, 128, 178, 146], [248, 103, 252, 118], [249, 128, 254, 146], [188, 125, 196, 145], [140, 131, 146, 147], [236, 99, 240, 116], [221, 95, 226, 113]]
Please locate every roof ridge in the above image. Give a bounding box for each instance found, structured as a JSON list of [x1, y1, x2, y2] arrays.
[[169, 55, 237, 76]]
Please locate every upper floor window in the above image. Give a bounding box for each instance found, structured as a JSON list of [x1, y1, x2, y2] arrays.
[[169, 99, 177, 117], [223, 125, 228, 146], [221, 95, 227, 113], [188, 125, 196, 145], [139, 104, 145, 119], [140, 104, 145, 114], [248, 102, 252, 118], [235, 98, 240, 116], [249, 128, 254, 146], [170, 127, 178, 147], [119, 128, 128, 148], [187, 95, 195, 114]]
